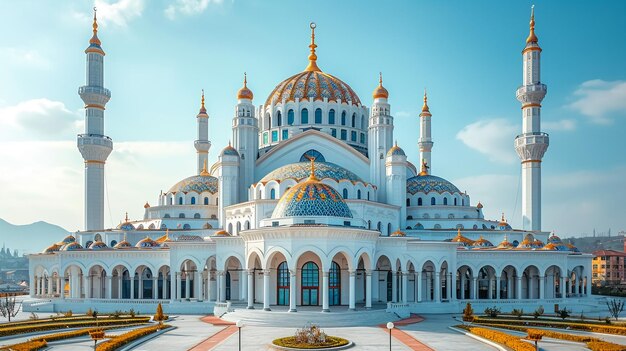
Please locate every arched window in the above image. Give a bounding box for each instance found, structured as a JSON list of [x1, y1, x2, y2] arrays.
[[164, 214, 170, 218], [351, 113, 356, 127], [418, 198, 423, 206], [183, 224, 191, 230], [431, 197, 436, 205], [301, 262, 319, 306], [270, 188, 276, 200], [288, 109, 294, 125], [236, 222, 241, 234], [329, 109, 335, 124], [443, 198, 448, 206], [204, 197, 209, 205], [161, 224, 167, 229], [245, 221, 250, 230], [194, 213, 201, 219], [110, 240, 117, 247], [228, 223, 233, 233], [361, 115, 366, 129], [277, 111, 282, 126], [94, 233, 102, 241], [315, 108, 322, 123], [357, 189, 361, 199], [406, 198, 411, 206], [329, 261, 341, 306], [179, 213, 185, 218], [301, 108, 308, 124], [342, 189, 348, 199], [191, 197, 196, 205], [341, 111, 346, 125], [266, 114, 271, 129], [454, 198, 457, 206], [367, 192, 370, 200], [178, 197, 183, 205], [277, 262, 289, 305], [169, 197, 173, 205], [462, 199, 465, 206], [368, 220, 371, 229], [415, 223, 424, 230], [377, 222, 382, 232]]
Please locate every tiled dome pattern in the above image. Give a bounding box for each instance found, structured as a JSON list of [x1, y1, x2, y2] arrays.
[[260, 161, 364, 184], [272, 180, 352, 218], [168, 174, 218, 194], [406, 174, 461, 195], [265, 71, 361, 106]]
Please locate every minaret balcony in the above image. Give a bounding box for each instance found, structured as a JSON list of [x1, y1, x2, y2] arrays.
[[514, 132, 549, 161], [194, 140, 211, 152], [78, 86, 111, 106], [516, 84, 547, 104], [77, 133, 113, 161]]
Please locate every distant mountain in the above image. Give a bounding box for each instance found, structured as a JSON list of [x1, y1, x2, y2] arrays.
[[563, 235, 625, 254], [0, 218, 70, 255]]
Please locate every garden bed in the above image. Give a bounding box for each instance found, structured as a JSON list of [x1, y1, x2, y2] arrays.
[[95, 324, 170, 351], [0, 317, 150, 337], [271, 336, 351, 350]]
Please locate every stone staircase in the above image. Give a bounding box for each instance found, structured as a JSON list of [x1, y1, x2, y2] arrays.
[[220, 303, 400, 327]]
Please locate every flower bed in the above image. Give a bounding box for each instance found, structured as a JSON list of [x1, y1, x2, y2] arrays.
[[95, 324, 168, 351], [0, 340, 47, 351], [272, 336, 350, 349], [475, 317, 626, 336], [0, 317, 151, 337], [458, 326, 536, 351]]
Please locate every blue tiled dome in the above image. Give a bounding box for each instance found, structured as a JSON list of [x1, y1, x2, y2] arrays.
[[260, 161, 364, 184], [387, 144, 406, 157], [406, 174, 461, 195], [135, 237, 160, 248], [89, 241, 108, 250], [221, 144, 239, 157], [61, 242, 83, 251], [272, 177, 353, 218], [168, 174, 218, 194]]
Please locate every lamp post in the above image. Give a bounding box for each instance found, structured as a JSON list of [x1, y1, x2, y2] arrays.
[[386, 322, 394, 351], [236, 319, 244, 351]]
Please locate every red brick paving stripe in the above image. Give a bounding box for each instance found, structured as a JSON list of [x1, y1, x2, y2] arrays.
[[188, 316, 237, 350], [378, 314, 432, 351]]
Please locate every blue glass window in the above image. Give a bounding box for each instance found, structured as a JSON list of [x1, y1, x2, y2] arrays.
[[351, 131, 357, 142], [204, 197, 209, 205], [341, 111, 346, 125], [443, 198, 448, 205], [301, 108, 309, 124], [191, 197, 196, 205], [331, 128, 337, 137], [263, 132, 268, 144], [282, 129, 288, 140], [342, 188, 348, 199], [329, 109, 335, 124], [270, 189, 276, 199], [360, 133, 365, 144], [277, 111, 282, 126], [288, 109, 294, 125], [418, 198, 423, 206], [431, 197, 436, 205], [271, 130, 278, 142], [329, 261, 341, 306], [340, 129, 347, 140], [178, 197, 183, 205], [277, 262, 289, 305], [351, 113, 356, 127], [301, 262, 319, 306], [315, 108, 322, 123]]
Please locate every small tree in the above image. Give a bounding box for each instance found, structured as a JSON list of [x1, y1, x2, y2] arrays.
[[484, 306, 501, 318], [462, 302, 474, 322], [607, 299, 625, 321], [533, 305, 544, 319], [154, 303, 165, 325], [0, 294, 21, 322], [512, 308, 524, 319], [557, 308, 571, 320]]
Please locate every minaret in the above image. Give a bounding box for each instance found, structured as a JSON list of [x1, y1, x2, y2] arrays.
[[77, 8, 113, 231], [233, 73, 258, 202], [418, 90, 433, 173], [515, 6, 549, 231], [195, 90, 211, 174], [369, 73, 394, 202], [386, 142, 407, 230]]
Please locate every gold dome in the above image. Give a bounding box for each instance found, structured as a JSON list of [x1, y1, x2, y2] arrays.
[[472, 235, 494, 248], [237, 73, 254, 100], [526, 6, 539, 44], [496, 235, 514, 249], [420, 89, 431, 117], [477, 201, 483, 209], [372, 72, 389, 99], [214, 229, 231, 236], [451, 229, 474, 246], [390, 229, 406, 237]]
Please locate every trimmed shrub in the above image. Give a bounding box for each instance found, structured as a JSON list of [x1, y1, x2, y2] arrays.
[[484, 306, 501, 318], [0, 317, 150, 337], [0, 340, 47, 351], [95, 324, 168, 351], [460, 326, 535, 351], [512, 309, 524, 319], [462, 302, 474, 322], [533, 305, 544, 319]]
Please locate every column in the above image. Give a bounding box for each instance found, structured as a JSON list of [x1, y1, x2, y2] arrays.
[[194, 271, 201, 300], [205, 272, 211, 302], [391, 270, 397, 303], [47, 276, 53, 297], [528, 276, 534, 299], [170, 272, 176, 301], [585, 277, 591, 297], [447, 273, 453, 301], [372, 270, 379, 302], [106, 276, 112, 299], [240, 270, 247, 302], [488, 277, 494, 299], [177, 272, 182, 301], [138, 275, 144, 299], [365, 271, 372, 309], [184, 273, 190, 299], [516, 277, 522, 300], [152, 277, 158, 299], [290, 269, 298, 312], [247, 270, 254, 309], [31, 275, 37, 297], [401, 272, 408, 303], [471, 277, 478, 300], [56, 277, 61, 297], [507, 277, 513, 299], [496, 276, 501, 300], [263, 270, 271, 311], [434, 273, 441, 302], [460, 274, 466, 299], [417, 271, 423, 302], [322, 272, 330, 312], [84, 275, 90, 299], [539, 275, 545, 299], [218, 271, 226, 302], [349, 270, 356, 310], [130, 275, 135, 300], [163, 274, 168, 300]]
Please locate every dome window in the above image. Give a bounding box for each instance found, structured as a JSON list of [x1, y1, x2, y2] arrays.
[[329, 109, 335, 124], [301, 108, 308, 124], [351, 113, 356, 128], [288, 109, 294, 125], [443, 198, 448, 205], [204, 197, 209, 205], [341, 111, 346, 125], [191, 197, 196, 205], [431, 197, 436, 205], [315, 108, 322, 123]]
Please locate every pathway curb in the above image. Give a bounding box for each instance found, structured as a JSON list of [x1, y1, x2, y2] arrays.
[[448, 326, 506, 351]]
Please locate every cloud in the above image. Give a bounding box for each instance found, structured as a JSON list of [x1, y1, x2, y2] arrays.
[[543, 119, 576, 132], [0, 99, 82, 140], [165, 0, 223, 20], [0, 47, 49, 69], [456, 118, 519, 163], [74, 0, 145, 27], [568, 80, 626, 124]]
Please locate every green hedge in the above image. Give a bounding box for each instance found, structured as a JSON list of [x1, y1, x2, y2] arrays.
[[95, 324, 168, 351], [0, 317, 150, 337]]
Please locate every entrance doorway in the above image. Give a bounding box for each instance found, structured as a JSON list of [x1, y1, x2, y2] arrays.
[[301, 262, 319, 306]]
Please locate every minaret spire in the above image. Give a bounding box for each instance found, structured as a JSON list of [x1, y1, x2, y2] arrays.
[[418, 88, 433, 174], [195, 89, 211, 174], [304, 22, 321, 72], [515, 6, 549, 231]]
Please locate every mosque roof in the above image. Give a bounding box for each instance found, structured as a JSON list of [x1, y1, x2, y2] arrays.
[[496, 235, 515, 249], [42, 243, 62, 254], [272, 159, 353, 219], [450, 229, 474, 247], [390, 229, 406, 237], [237, 73, 253, 100], [135, 236, 160, 248], [214, 230, 231, 236], [372, 73, 389, 100], [61, 242, 83, 251], [259, 161, 365, 185], [114, 240, 132, 249], [472, 235, 494, 248], [89, 241, 108, 250], [58, 235, 76, 245], [406, 174, 461, 195], [168, 174, 218, 194], [387, 142, 406, 157], [265, 23, 361, 106], [220, 143, 239, 157]]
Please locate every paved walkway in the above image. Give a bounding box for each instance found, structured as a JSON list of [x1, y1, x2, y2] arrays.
[[399, 315, 499, 351], [133, 316, 222, 351], [378, 315, 432, 351], [188, 316, 236, 351]]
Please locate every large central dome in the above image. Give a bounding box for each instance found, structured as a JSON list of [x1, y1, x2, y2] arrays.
[[265, 71, 361, 107]]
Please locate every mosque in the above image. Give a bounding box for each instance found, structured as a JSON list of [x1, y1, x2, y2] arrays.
[[27, 8, 592, 315]]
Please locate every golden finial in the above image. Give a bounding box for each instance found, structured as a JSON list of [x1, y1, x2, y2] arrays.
[[124, 212, 129, 222], [457, 228, 461, 236], [89, 7, 101, 46], [305, 155, 318, 180], [243, 72, 247, 87], [165, 228, 170, 240], [200, 159, 210, 176], [421, 88, 430, 113], [418, 159, 429, 176], [526, 5, 538, 44], [201, 89, 205, 108], [379, 72, 383, 85], [304, 22, 321, 72], [372, 72, 389, 99], [237, 72, 254, 100]]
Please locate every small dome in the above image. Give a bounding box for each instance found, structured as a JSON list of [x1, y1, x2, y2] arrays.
[[451, 229, 474, 247], [387, 142, 406, 157], [372, 73, 389, 99], [496, 235, 514, 249], [89, 241, 108, 250], [144, 202, 150, 209], [272, 168, 352, 219], [472, 235, 494, 248], [541, 242, 557, 251], [496, 213, 512, 230], [237, 73, 254, 100], [42, 243, 62, 254], [214, 230, 231, 236], [168, 174, 218, 194], [265, 70, 361, 106], [477, 202, 483, 209], [407, 174, 461, 195], [58, 235, 76, 245], [61, 242, 83, 251], [221, 143, 239, 157], [532, 239, 544, 248], [135, 236, 160, 248], [117, 212, 135, 230], [516, 234, 535, 249], [176, 234, 204, 241], [390, 229, 406, 237], [259, 161, 365, 185], [547, 232, 562, 244], [114, 240, 132, 249], [565, 243, 580, 252]]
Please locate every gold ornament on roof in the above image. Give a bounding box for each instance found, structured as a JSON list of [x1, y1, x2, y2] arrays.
[[418, 159, 430, 176], [305, 155, 318, 181], [89, 7, 101, 46], [526, 5, 539, 44], [198, 89, 207, 115], [200, 159, 210, 176], [372, 72, 389, 99], [237, 72, 254, 100], [420, 88, 431, 116], [305, 22, 321, 72]]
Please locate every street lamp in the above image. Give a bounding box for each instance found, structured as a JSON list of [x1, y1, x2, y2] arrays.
[[386, 322, 394, 351], [236, 319, 244, 351]]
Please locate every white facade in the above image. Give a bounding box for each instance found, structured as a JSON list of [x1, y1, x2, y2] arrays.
[[28, 12, 593, 316]]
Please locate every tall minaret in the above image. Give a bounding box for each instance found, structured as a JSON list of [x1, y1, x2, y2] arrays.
[[369, 73, 394, 202], [233, 73, 258, 202], [195, 90, 211, 174], [77, 8, 113, 231], [418, 90, 433, 173], [515, 6, 549, 231]]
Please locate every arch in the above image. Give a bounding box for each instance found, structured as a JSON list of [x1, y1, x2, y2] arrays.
[[357, 189, 362, 199], [406, 198, 411, 206], [431, 197, 436, 205], [178, 197, 183, 205], [191, 197, 196, 205], [329, 109, 335, 124], [204, 197, 209, 205], [179, 213, 185, 218], [341, 111, 346, 125], [544, 265, 563, 299], [277, 110, 282, 126], [301, 261, 320, 306], [351, 113, 356, 127], [418, 198, 423, 206], [443, 197, 448, 206], [342, 188, 348, 199], [329, 261, 341, 306], [500, 265, 518, 299], [522, 265, 541, 299], [314, 108, 322, 124], [301, 108, 309, 124], [456, 265, 474, 300], [270, 188, 276, 199], [288, 109, 294, 125], [194, 213, 201, 219]]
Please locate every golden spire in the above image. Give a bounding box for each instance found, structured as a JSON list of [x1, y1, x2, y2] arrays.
[[124, 212, 129, 222], [372, 72, 389, 99], [421, 88, 430, 114], [198, 89, 207, 115], [201, 89, 205, 109], [418, 159, 430, 176], [457, 228, 462, 237], [243, 72, 247, 87], [306, 155, 318, 180], [501, 212, 506, 222], [237, 72, 254, 100], [379, 72, 383, 85], [89, 7, 102, 46], [200, 159, 210, 176], [526, 5, 538, 44], [304, 22, 321, 72]]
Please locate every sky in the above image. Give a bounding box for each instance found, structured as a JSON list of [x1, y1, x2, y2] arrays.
[[0, 0, 624, 237]]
